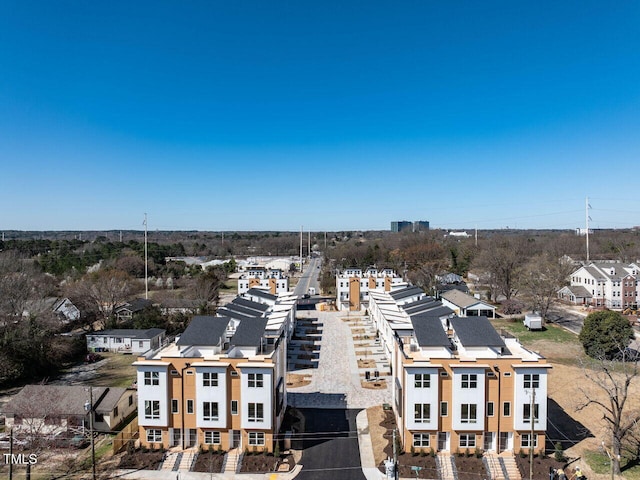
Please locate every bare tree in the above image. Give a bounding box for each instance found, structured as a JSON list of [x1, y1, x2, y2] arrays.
[[577, 351, 640, 475], [473, 237, 528, 301], [520, 253, 573, 322]]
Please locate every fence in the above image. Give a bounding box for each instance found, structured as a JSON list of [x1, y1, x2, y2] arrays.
[[112, 416, 138, 454]]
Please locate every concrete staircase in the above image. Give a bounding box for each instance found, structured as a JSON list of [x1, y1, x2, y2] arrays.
[[437, 452, 456, 480], [178, 450, 196, 471], [223, 447, 242, 474], [484, 452, 506, 480], [500, 453, 522, 480], [159, 452, 181, 471]]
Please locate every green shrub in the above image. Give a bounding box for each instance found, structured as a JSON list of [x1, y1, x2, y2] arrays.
[[554, 442, 566, 462]]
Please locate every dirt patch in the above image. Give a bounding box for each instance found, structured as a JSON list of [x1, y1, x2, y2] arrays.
[[368, 406, 395, 466], [192, 450, 225, 473], [355, 349, 374, 356], [515, 455, 567, 479], [393, 453, 438, 478], [358, 359, 376, 368], [239, 452, 295, 473], [117, 450, 164, 469], [351, 327, 366, 334], [453, 455, 487, 480], [286, 373, 311, 388], [362, 380, 387, 389]]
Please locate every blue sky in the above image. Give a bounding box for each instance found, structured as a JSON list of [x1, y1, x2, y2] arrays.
[[1, 1, 639, 231]]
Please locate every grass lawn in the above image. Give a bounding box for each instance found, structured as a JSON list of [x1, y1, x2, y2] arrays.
[[491, 317, 578, 345], [92, 353, 137, 388]]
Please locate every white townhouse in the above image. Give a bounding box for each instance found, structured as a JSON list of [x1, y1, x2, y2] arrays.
[[335, 267, 404, 311], [238, 268, 289, 295]]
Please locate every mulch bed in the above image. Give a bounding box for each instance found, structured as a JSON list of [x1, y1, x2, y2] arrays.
[[454, 455, 487, 480], [117, 450, 165, 470], [192, 450, 225, 473], [515, 455, 568, 479], [361, 379, 387, 389], [239, 452, 296, 473], [396, 453, 439, 478]]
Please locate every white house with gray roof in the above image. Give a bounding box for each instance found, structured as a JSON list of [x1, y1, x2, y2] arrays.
[[563, 261, 640, 310], [440, 289, 496, 318]]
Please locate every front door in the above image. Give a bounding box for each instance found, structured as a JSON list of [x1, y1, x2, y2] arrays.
[[171, 428, 181, 447], [484, 432, 495, 452], [437, 432, 449, 451], [498, 432, 512, 452], [231, 430, 241, 449]]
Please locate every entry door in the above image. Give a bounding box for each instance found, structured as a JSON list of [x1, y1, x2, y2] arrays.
[[484, 432, 495, 452], [171, 428, 181, 447], [231, 430, 241, 449], [437, 432, 449, 451], [498, 432, 512, 452]]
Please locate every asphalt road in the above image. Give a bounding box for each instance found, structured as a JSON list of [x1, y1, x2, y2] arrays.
[[545, 305, 587, 334], [294, 408, 366, 480], [294, 257, 321, 297]]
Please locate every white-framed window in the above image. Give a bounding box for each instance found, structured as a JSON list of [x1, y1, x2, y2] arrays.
[[203, 402, 219, 421], [144, 371, 159, 386], [503, 402, 511, 417], [413, 433, 430, 447], [231, 400, 238, 415], [487, 401, 495, 416], [248, 373, 264, 388], [248, 403, 264, 422], [440, 402, 448, 417], [248, 432, 265, 445], [461, 374, 477, 388], [414, 403, 430, 423], [204, 431, 221, 445], [144, 400, 160, 420], [171, 399, 179, 414], [146, 429, 162, 443], [460, 404, 477, 424], [187, 400, 194, 414], [520, 433, 538, 448], [459, 433, 476, 448], [523, 373, 540, 389], [203, 372, 218, 387], [523, 404, 539, 423], [414, 373, 430, 388]]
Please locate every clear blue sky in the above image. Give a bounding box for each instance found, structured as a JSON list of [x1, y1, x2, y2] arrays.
[[1, 1, 639, 231]]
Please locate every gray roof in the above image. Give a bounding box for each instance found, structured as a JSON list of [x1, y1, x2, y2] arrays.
[[232, 297, 269, 312], [223, 302, 263, 318], [411, 315, 451, 347], [563, 285, 592, 298], [410, 305, 455, 318], [388, 286, 424, 301], [216, 307, 256, 321], [401, 296, 438, 312], [450, 316, 505, 348], [92, 328, 165, 339], [246, 288, 278, 301], [2, 385, 125, 416], [230, 318, 269, 347], [442, 290, 493, 310], [176, 316, 230, 346], [116, 298, 153, 313]]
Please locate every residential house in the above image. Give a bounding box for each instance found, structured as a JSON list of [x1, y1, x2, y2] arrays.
[[2, 385, 137, 436], [87, 328, 166, 354], [440, 290, 496, 318], [562, 262, 640, 310], [369, 286, 550, 455], [335, 267, 404, 311], [238, 268, 289, 295], [134, 292, 296, 452], [115, 298, 154, 323]]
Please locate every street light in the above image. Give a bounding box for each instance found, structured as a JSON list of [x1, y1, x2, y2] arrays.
[[84, 387, 97, 480]]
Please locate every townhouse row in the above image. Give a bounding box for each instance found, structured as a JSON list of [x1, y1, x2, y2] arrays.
[[369, 285, 550, 454], [135, 288, 296, 452]]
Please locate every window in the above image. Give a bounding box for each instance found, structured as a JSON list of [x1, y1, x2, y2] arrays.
[[203, 402, 219, 421], [503, 372, 511, 377], [503, 402, 511, 417], [231, 371, 238, 377], [139, 341, 144, 348], [414, 373, 430, 388], [461, 374, 477, 389], [520, 434, 538, 448], [440, 402, 448, 417], [440, 371, 448, 377], [414, 404, 431, 423], [113, 407, 119, 418], [204, 431, 221, 445], [128, 395, 133, 406], [171, 370, 179, 375], [203, 372, 218, 387], [460, 404, 477, 424], [144, 371, 159, 386], [413, 433, 430, 447], [523, 374, 540, 389], [487, 402, 494, 417], [146, 429, 162, 443], [459, 434, 476, 448], [231, 400, 238, 415], [171, 399, 179, 414], [248, 432, 265, 445], [187, 400, 194, 414], [186, 371, 194, 375], [248, 373, 264, 388], [248, 403, 264, 422], [144, 400, 160, 420], [523, 404, 539, 423]]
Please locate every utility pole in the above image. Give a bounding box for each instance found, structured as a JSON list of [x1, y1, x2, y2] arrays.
[[300, 226, 303, 274], [9, 427, 13, 480], [393, 429, 399, 480], [586, 197, 591, 263], [308, 230, 311, 259], [144, 213, 148, 300]]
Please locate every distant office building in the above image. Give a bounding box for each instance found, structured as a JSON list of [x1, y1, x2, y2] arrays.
[[391, 221, 413, 232], [413, 220, 430, 232]]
